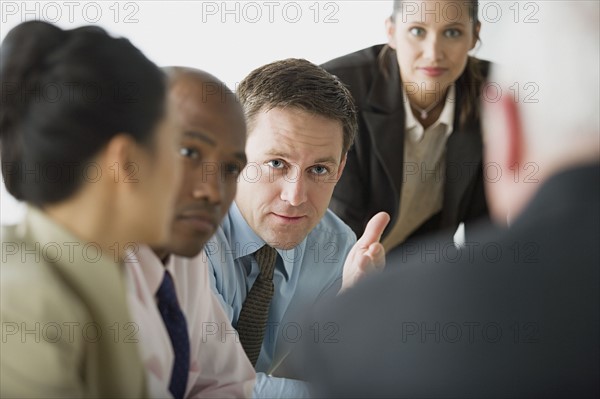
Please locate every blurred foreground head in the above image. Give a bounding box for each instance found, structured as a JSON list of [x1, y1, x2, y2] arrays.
[[482, 1, 599, 224]]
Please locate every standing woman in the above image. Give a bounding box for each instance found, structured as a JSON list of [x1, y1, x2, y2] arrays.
[[0, 21, 181, 397], [324, 0, 489, 254]]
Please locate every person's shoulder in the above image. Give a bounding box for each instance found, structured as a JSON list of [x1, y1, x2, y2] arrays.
[[203, 224, 229, 266], [322, 44, 385, 69], [2, 222, 24, 242], [471, 57, 492, 79], [310, 209, 357, 244], [2, 223, 49, 276], [322, 44, 385, 76], [207, 210, 234, 247], [1, 226, 89, 323], [386, 220, 501, 271], [329, 222, 504, 316], [203, 211, 238, 269]]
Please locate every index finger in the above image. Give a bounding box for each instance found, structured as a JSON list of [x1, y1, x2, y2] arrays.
[[356, 212, 390, 247]]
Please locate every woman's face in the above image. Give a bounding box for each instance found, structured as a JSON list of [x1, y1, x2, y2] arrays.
[[387, 0, 479, 101]]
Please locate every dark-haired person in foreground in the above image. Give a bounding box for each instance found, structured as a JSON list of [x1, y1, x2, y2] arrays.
[[1, 21, 181, 397], [205, 59, 390, 396], [296, 2, 600, 397]]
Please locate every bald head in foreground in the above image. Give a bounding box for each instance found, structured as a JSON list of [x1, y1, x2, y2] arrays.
[[295, 2, 599, 397]]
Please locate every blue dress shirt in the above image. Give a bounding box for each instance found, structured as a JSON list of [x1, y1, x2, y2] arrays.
[[205, 201, 356, 373]]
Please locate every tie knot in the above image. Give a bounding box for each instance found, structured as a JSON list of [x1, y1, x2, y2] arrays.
[[255, 245, 277, 280]]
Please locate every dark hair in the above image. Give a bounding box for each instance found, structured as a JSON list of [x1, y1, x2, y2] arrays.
[[0, 21, 166, 205], [237, 58, 358, 154], [380, 0, 484, 129]]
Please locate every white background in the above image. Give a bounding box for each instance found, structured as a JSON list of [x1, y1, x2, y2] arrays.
[[0, 0, 517, 224]]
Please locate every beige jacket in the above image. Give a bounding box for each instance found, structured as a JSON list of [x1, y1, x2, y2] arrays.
[[1, 206, 146, 398]]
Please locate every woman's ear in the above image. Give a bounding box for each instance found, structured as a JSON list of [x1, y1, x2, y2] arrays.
[[385, 17, 397, 50], [99, 133, 141, 189]]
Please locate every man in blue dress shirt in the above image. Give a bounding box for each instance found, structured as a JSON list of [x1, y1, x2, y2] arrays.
[[205, 59, 389, 390]]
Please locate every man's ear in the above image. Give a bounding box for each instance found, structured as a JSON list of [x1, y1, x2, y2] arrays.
[[500, 95, 524, 171], [385, 17, 397, 50], [482, 91, 524, 179]]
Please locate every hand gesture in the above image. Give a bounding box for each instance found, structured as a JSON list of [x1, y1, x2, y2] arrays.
[[340, 212, 390, 293]]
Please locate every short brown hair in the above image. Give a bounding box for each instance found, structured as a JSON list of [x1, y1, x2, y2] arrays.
[[237, 58, 357, 154]]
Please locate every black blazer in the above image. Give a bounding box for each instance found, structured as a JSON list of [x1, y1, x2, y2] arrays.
[[298, 163, 600, 397], [322, 45, 489, 247]]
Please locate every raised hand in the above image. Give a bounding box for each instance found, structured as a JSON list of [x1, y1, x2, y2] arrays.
[[340, 212, 390, 293]]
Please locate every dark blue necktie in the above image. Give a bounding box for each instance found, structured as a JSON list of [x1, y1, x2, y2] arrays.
[[156, 270, 190, 399]]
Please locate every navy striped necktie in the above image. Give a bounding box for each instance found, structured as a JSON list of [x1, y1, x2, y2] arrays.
[[156, 270, 190, 399]]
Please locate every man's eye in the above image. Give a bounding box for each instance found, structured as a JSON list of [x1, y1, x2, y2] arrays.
[[311, 165, 330, 175], [267, 160, 285, 169], [179, 147, 200, 159]]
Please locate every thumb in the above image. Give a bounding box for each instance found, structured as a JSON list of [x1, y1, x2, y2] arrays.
[[357, 212, 390, 247]]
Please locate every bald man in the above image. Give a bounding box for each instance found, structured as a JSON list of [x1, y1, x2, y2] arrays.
[[125, 68, 311, 398], [125, 68, 255, 398]]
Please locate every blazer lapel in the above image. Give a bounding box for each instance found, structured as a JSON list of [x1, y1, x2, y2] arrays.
[[442, 123, 483, 226], [362, 51, 407, 199]]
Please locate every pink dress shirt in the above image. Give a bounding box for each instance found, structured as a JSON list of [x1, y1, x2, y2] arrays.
[[125, 245, 256, 398]]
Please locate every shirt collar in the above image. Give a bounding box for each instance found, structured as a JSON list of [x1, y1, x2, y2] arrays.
[[402, 84, 456, 140], [126, 244, 173, 296], [228, 201, 303, 280], [438, 84, 456, 136], [402, 87, 419, 132], [229, 201, 265, 260]]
